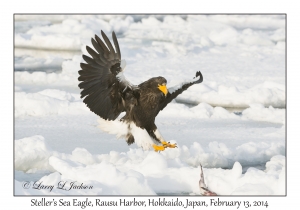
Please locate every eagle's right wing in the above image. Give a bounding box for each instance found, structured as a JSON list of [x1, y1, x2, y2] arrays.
[[78, 31, 134, 120], [159, 71, 203, 111]]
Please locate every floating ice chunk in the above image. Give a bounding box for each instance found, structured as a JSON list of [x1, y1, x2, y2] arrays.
[[242, 104, 285, 124], [38, 89, 75, 101], [15, 90, 89, 117], [48, 156, 155, 195], [15, 135, 54, 172]]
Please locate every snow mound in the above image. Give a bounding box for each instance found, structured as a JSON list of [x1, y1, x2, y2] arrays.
[[161, 102, 239, 119], [204, 156, 285, 195], [15, 55, 64, 72], [15, 55, 81, 87], [177, 81, 285, 109], [15, 135, 284, 172], [49, 156, 155, 195], [15, 135, 285, 195], [15, 89, 88, 117], [15, 135, 54, 172], [15, 16, 134, 50], [242, 104, 285, 124]]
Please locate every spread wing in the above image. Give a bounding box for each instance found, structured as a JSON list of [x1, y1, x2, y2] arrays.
[[159, 71, 203, 111], [78, 31, 133, 120]]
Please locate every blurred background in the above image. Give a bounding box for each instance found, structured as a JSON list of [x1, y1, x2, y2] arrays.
[[14, 14, 285, 108]]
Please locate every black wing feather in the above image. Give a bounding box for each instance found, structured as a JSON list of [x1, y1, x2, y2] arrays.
[[78, 31, 130, 120], [86, 46, 99, 60], [95, 34, 110, 55], [82, 55, 97, 65], [112, 31, 121, 60], [101, 30, 116, 55], [91, 38, 104, 55]]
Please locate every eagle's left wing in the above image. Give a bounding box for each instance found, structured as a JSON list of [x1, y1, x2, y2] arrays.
[[159, 71, 203, 111], [78, 31, 134, 120]]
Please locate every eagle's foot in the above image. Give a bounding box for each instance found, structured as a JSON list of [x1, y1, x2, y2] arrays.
[[162, 141, 177, 149], [152, 144, 165, 152]]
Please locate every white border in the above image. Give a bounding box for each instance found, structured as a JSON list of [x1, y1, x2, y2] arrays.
[[5, 0, 297, 208]]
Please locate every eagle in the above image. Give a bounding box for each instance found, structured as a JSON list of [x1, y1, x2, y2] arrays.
[[78, 30, 203, 152]]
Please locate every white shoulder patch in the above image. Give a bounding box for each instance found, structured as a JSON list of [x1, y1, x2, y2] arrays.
[[121, 59, 126, 71], [116, 60, 134, 88], [168, 77, 198, 94]]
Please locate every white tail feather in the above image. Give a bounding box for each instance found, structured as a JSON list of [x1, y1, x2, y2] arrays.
[[97, 118, 128, 139], [97, 118, 155, 150]]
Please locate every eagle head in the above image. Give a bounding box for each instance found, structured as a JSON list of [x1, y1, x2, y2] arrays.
[[154, 77, 168, 96]]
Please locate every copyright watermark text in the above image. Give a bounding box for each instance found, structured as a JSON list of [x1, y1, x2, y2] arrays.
[[22, 181, 93, 192]]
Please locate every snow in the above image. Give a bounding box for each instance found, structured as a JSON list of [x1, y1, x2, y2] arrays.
[[242, 104, 285, 124], [15, 55, 64, 73], [15, 90, 88, 117], [15, 135, 285, 195], [14, 14, 285, 195], [15, 15, 285, 108]]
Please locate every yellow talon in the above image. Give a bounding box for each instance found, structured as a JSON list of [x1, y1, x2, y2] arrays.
[[168, 143, 177, 148], [161, 141, 177, 148], [152, 144, 165, 152]]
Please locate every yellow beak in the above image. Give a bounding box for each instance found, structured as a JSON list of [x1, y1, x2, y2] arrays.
[[158, 84, 168, 96]]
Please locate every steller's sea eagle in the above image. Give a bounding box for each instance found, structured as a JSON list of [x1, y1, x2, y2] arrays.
[[78, 30, 203, 152]]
